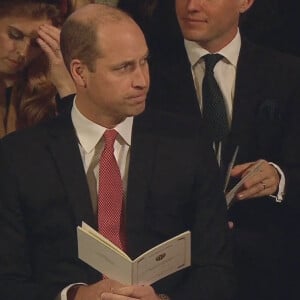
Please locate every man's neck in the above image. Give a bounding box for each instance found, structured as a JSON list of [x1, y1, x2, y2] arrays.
[[197, 28, 239, 53]]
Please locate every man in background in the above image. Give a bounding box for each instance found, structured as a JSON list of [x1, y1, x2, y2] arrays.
[[146, 0, 300, 299]]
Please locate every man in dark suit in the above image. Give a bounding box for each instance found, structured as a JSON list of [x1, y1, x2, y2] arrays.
[[146, 1, 300, 299], [0, 4, 234, 300]]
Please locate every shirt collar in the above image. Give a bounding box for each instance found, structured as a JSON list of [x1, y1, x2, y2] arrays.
[[184, 29, 241, 67], [71, 98, 133, 153]]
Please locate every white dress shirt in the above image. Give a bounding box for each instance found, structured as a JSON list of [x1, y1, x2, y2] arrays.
[[59, 98, 133, 300], [185, 30, 241, 122], [71, 99, 133, 213]]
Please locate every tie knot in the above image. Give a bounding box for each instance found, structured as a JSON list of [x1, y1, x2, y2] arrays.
[[203, 54, 223, 73], [103, 129, 118, 148]]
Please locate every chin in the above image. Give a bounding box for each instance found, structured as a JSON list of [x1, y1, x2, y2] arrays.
[[181, 28, 208, 42], [131, 103, 146, 117]]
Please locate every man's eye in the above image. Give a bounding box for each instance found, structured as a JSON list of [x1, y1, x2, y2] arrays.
[[120, 64, 129, 70], [116, 64, 131, 72]]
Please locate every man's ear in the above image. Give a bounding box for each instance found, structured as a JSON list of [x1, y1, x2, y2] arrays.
[[239, 0, 255, 13], [70, 59, 87, 88]]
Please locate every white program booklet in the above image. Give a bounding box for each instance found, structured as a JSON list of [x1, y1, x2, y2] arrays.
[[77, 222, 191, 285]]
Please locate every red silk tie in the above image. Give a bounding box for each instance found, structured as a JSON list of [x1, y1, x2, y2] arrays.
[[98, 129, 126, 251]]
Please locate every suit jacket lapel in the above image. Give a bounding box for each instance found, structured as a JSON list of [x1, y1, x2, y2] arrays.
[[171, 46, 201, 115], [232, 41, 263, 133], [46, 114, 96, 228], [226, 39, 267, 163], [125, 112, 157, 258]]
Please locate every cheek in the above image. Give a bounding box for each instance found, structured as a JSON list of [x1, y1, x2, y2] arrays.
[[0, 36, 15, 56], [144, 71, 150, 87], [90, 79, 110, 99], [175, 0, 188, 17], [212, 8, 238, 27]]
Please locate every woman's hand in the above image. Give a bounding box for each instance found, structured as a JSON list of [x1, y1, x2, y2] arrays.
[[37, 24, 76, 98]]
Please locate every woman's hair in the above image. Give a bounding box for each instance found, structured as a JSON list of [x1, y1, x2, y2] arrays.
[[0, 1, 63, 131], [0, 1, 61, 23]]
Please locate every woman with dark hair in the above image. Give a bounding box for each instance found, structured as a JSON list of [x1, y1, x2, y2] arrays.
[[0, 0, 75, 137]]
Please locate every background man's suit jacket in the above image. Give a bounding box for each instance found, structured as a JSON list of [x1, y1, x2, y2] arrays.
[[147, 38, 300, 299], [0, 110, 234, 300]]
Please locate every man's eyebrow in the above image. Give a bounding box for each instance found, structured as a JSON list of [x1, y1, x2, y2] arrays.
[[110, 50, 150, 69], [140, 50, 150, 59]]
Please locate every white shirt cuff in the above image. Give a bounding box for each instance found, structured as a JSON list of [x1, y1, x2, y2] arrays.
[[269, 162, 285, 202], [59, 283, 86, 300]]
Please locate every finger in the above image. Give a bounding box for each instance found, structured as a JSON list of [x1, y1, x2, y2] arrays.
[[236, 178, 275, 200], [232, 160, 266, 190], [116, 285, 156, 298], [100, 292, 138, 300], [38, 27, 59, 47], [37, 26, 61, 56], [231, 159, 268, 180], [241, 159, 266, 178], [242, 168, 265, 189], [37, 34, 60, 55], [36, 37, 61, 60], [230, 162, 253, 177], [39, 24, 61, 40], [243, 161, 279, 190]]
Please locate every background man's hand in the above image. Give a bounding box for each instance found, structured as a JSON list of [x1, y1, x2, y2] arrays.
[[230, 159, 280, 200]]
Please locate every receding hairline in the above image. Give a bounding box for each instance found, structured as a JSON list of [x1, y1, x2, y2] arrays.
[[60, 4, 140, 72], [68, 3, 133, 27]]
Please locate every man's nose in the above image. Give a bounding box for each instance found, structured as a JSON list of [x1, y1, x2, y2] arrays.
[[187, 0, 203, 11], [132, 66, 149, 89]]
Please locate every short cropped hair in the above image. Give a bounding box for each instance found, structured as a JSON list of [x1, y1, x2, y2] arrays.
[[60, 4, 131, 72]]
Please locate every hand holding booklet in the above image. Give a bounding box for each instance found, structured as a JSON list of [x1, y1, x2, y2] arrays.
[[77, 222, 191, 285], [226, 160, 264, 208]]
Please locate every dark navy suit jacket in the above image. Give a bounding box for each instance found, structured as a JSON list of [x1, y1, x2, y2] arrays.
[[147, 38, 300, 299], [0, 109, 234, 300]]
